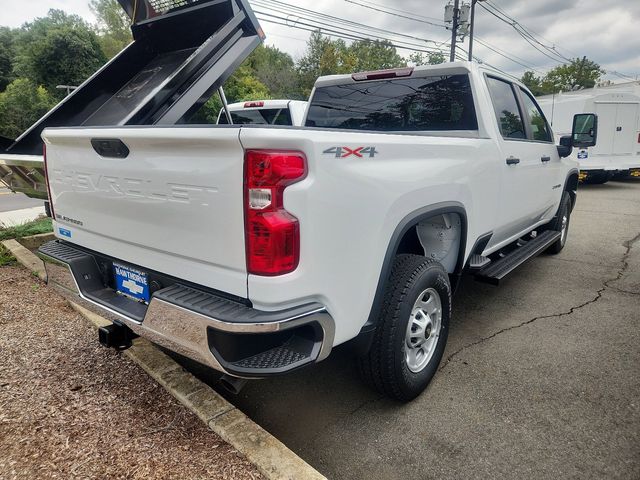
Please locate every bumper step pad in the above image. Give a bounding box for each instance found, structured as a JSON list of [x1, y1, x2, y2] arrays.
[[475, 230, 561, 285]]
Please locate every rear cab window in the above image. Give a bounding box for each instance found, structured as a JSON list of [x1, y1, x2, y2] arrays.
[[306, 74, 478, 132], [219, 108, 293, 125]]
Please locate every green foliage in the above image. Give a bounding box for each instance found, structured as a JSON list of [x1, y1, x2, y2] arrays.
[[90, 0, 132, 59], [297, 31, 356, 96], [0, 244, 16, 267], [542, 57, 605, 93], [189, 65, 271, 124], [0, 78, 56, 139], [0, 217, 53, 242], [13, 10, 106, 95], [297, 31, 410, 96], [522, 57, 605, 96], [407, 51, 446, 66], [0, 27, 18, 91], [349, 39, 405, 72], [246, 45, 303, 99]]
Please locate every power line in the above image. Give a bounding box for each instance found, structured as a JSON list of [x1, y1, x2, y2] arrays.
[[479, 2, 571, 64], [344, 0, 447, 28], [253, 0, 518, 80], [253, 0, 444, 48], [341, 0, 545, 76]]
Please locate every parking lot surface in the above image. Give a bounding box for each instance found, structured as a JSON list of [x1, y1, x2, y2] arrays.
[[210, 180, 640, 479]]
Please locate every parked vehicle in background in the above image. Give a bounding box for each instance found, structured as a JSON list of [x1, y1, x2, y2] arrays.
[[538, 82, 640, 183], [217, 100, 308, 126], [38, 56, 598, 401]]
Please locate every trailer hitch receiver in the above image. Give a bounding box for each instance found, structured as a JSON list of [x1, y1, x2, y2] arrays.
[[98, 323, 138, 351]]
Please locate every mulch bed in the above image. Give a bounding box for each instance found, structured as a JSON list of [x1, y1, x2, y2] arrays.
[[0, 265, 263, 480]]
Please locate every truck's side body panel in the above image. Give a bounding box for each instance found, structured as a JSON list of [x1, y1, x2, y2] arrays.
[[239, 127, 502, 344]]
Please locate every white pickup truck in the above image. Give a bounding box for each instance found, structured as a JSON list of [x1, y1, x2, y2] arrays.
[[38, 60, 598, 400]]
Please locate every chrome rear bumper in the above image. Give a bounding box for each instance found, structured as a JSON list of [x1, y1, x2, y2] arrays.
[[38, 240, 334, 378]]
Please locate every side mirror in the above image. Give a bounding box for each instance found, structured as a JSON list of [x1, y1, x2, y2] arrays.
[[557, 135, 573, 158], [572, 113, 598, 148]]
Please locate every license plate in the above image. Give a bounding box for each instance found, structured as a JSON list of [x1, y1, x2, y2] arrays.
[[113, 263, 150, 303]]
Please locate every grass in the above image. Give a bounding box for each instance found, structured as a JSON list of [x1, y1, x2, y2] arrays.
[[0, 217, 53, 267], [0, 217, 53, 242], [0, 244, 16, 266]]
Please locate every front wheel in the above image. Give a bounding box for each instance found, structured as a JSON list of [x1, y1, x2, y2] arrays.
[[359, 255, 451, 401], [546, 191, 572, 254]]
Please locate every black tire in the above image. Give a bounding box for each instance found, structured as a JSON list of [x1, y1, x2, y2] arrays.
[[546, 191, 572, 254], [582, 172, 609, 184], [358, 254, 451, 401]]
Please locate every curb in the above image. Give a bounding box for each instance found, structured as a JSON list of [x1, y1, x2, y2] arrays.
[[3, 236, 326, 480]]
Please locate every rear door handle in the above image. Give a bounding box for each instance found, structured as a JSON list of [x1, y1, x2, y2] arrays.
[[506, 157, 520, 165], [541, 156, 551, 163]]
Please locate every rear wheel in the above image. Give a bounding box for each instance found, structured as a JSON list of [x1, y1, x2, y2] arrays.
[[546, 191, 571, 254], [583, 171, 610, 184], [359, 254, 451, 401]]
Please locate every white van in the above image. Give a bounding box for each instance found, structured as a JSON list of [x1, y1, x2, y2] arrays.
[[217, 100, 308, 126], [538, 82, 640, 183]]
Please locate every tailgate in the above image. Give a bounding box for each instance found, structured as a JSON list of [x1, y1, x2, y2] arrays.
[[43, 127, 248, 297]]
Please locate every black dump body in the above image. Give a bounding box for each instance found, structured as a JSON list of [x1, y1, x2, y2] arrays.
[[6, 0, 264, 155]]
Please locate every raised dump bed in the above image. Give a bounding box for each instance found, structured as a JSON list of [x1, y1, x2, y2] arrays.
[[1, 0, 264, 196]]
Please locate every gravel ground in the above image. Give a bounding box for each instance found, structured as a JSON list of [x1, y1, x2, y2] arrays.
[[0, 265, 263, 480]]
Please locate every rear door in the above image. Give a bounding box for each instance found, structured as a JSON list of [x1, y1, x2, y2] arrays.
[[485, 76, 550, 243], [592, 103, 616, 158], [517, 87, 563, 214], [613, 103, 638, 155], [43, 127, 248, 297]]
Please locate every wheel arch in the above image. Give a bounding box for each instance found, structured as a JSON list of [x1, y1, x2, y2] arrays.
[[565, 168, 579, 211], [361, 202, 468, 335]]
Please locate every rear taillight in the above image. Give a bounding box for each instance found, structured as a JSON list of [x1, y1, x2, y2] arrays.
[[244, 150, 307, 276], [244, 101, 265, 108], [43, 144, 55, 220]]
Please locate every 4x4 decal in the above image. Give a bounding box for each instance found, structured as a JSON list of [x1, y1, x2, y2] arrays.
[[323, 146, 379, 158]]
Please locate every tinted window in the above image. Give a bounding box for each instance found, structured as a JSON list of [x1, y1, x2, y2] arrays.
[[306, 75, 478, 131], [520, 88, 552, 142], [486, 77, 526, 139], [219, 108, 292, 125]]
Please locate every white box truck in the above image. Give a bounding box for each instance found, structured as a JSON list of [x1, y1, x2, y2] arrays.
[[538, 82, 640, 183]]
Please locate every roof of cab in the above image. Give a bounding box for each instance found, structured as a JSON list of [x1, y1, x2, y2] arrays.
[[312, 61, 523, 90]]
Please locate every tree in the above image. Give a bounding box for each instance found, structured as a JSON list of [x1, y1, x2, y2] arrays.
[[349, 39, 404, 72], [541, 57, 605, 94], [245, 45, 302, 99], [521, 71, 546, 97], [189, 65, 271, 124], [0, 78, 56, 139], [13, 10, 106, 96], [407, 51, 446, 66], [90, 0, 132, 59], [297, 31, 409, 96], [297, 31, 356, 96], [0, 27, 18, 91]]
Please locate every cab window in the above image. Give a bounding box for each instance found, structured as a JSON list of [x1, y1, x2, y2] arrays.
[[520, 88, 552, 142], [486, 76, 526, 140]]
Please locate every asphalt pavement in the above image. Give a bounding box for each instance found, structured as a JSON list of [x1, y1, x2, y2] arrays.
[[186, 179, 640, 480]]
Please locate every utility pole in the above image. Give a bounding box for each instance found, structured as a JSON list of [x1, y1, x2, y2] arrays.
[[449, 0, 460, 62], [468, 0, 477, 61]]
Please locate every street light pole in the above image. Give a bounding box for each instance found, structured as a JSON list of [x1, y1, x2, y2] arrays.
[[449, 0, 460, 62]]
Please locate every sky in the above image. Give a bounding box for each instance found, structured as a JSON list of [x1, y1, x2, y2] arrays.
[[1, 0, 639, 82]]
